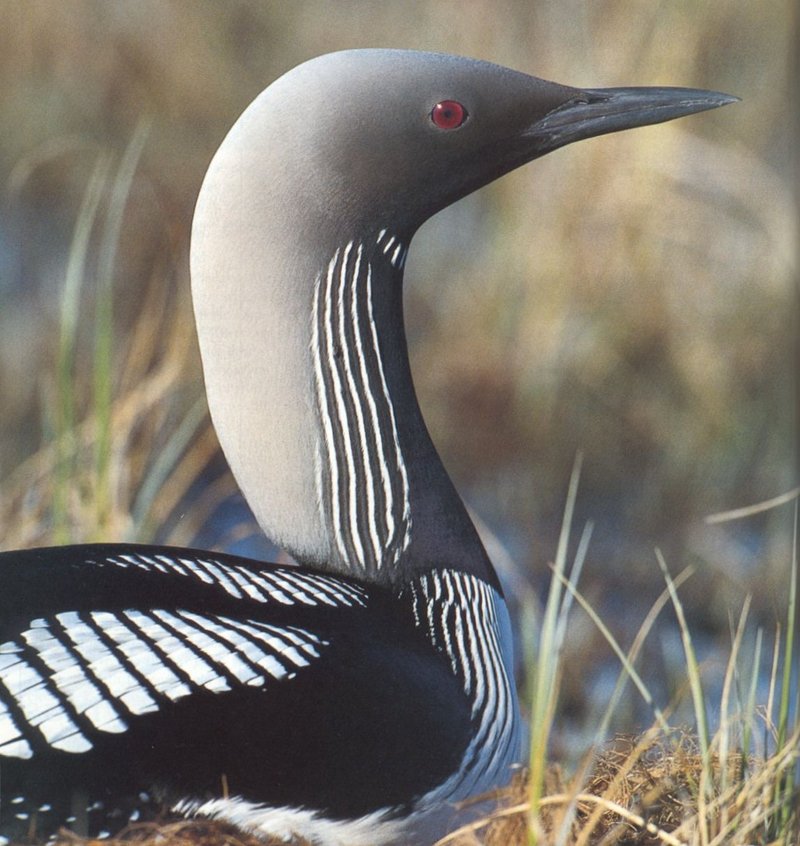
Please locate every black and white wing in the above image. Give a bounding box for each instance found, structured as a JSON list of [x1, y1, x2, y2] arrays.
[[0, 544, 471, 842]]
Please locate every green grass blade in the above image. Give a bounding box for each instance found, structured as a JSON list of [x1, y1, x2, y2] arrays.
[[656, 548, 710, 763], [718, 595, 751, 798], [93, 119, 151, 536], [776, 503, 797, 748], [553, 519, 593, 660], [527, 452, 582, 842], [53, 154, 112, 541], [740, 626, 763, 767]]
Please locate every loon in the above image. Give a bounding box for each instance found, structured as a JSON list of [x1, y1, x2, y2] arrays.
[[0, 50, 735, 846]]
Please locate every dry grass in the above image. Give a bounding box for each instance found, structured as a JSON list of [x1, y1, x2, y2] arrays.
[[0, 261, 221, 550], [438, 729, 799, 846]]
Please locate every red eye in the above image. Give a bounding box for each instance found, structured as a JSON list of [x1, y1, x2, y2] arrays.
[[431, 100, 468, 130]]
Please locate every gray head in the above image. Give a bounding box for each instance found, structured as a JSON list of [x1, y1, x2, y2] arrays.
[[191, 49, 734, 586]]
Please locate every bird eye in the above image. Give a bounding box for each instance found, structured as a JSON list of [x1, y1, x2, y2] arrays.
[[431, 100, 468, 130]]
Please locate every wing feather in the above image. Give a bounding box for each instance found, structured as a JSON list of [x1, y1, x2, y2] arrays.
[[0, 544, 365, 761]]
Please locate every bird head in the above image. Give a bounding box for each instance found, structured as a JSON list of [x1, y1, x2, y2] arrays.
[[238, 49, 736, 239]]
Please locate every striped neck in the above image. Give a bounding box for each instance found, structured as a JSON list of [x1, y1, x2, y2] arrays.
[[311, 237, 412, 575], [308, 230, 497, 588]]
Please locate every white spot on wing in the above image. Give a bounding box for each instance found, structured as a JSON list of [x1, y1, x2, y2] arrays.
[[243, 571, 294, 605], [179, 612, 276, 683], [124, 611, 230, 693], [194, 559, 243, 598], [153, 611, 257, 686], [223, 619, 323, 670], [0, 699, 23, 746], [94, 612, 190, 702], [156, 554, 191, 576], [178, 558, 215, 584], [227, 567, 268, 603], [40, 711, 92, 752], [259, 570, 322, 606]]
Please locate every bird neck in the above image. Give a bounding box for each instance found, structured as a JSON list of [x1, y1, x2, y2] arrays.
[[309, 231, 497, 588], [192, 215, 497, 590]]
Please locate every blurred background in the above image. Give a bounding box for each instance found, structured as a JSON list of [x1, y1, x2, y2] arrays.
[[0, 1, 796, 750]]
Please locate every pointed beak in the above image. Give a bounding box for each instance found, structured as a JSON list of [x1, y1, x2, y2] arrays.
[[526, 86, 739, 154]]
